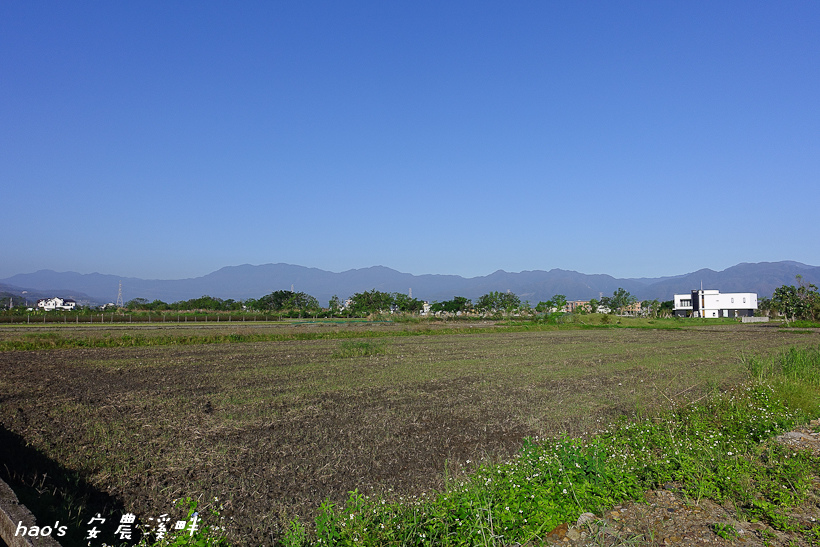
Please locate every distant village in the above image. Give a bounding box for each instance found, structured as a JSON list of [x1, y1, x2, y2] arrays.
[[4, 277, 816, 323], [16, 289, 760, 318]]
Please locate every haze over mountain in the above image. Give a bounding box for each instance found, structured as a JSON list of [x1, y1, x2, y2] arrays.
[[2, 262, 818, 308]]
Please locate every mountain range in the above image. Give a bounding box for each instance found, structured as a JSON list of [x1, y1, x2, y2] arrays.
[[1, 261, 818, 307]]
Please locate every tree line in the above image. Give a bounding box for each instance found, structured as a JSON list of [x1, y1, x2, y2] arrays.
[[3, 287, 651, 318], [8, 278, 816, 322]]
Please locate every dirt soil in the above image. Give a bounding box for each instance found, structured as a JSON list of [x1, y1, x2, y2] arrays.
[[535, 420, 820, 547]]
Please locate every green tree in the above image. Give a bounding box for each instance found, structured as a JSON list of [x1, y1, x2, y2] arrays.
[[328, 295, 341, 315], [187, 295, 226, 310], [449, 296, 472, 313], [392, 293, 424, 313], [431, 296, 472, 314], [257, 290, 320, 312], [222, 299, 241, 311], [475, 292, 499, 312], [772, 275, 819, 322], [551, 294, 568, 313], [610, 288, 637, 315], [126, 298, 149, 310], [476, 291, 520, 314], [641, 299, 660, 318], [535, 294, 566, 313], [149, 299, 171, 310], [588, 298, 600, 313], [533, 294, 568, 322], [348, 290, 394, 316]]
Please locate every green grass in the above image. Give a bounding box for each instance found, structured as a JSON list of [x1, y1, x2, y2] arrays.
[[712, 522, 739, 540], [786, 320, 820, 329], [746, 346, 820, 418], [331, 340, 389, 358]]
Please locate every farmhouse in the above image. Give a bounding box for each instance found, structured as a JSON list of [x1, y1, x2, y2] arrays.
[[673, 289, 757, 318], [36, 297, 77, 311], [563, 300, 590, 313]]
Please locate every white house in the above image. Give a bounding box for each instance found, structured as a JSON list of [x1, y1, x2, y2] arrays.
[[36, 297, 77, 311], [674, 289, 757, 318]]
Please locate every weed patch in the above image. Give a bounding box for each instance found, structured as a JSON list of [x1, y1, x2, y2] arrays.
[[746, 346, 820, 417], [712, 522, 739, 540], [787, 320, 820, 329], [331, 340, 388, 358]]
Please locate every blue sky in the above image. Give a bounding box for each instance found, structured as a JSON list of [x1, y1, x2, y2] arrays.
[[2, 2, 818, 280]]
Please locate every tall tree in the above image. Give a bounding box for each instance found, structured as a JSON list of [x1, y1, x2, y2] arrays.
[[641, 299, 660, 318], [126, 298, 149, 310], [430, 296, 471, 314], [535, 294, 567, 314], [392, 293, 424, 312], [610, 288, 637, 315], [257, 290, 319, 311], [348, 290, 394, 315], [476, 291, 520, 313], [772, 275, 819, 322]]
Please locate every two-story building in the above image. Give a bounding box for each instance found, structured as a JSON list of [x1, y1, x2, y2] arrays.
[[36, 297, 77, 311], [673, 289, 757, 318]]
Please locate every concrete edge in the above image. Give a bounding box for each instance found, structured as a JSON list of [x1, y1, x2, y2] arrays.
[[0, 477, 62, 547]]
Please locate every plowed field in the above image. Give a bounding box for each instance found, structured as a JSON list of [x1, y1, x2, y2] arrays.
[[0, 322, 816, 545]]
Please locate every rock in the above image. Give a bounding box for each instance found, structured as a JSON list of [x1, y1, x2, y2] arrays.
[[566, 527, 581, 541], [777, 431, 813, 441], [576, 512, 596, 527], [546, 522, 568, 540]]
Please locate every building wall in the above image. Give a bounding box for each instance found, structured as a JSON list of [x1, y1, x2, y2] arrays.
[[675, 290, 757, 318], [694, 290, 757, 318], [673, 293, 693, 316]]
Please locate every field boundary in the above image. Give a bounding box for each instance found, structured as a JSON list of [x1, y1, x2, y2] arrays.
[[0, 476, 62, 547]]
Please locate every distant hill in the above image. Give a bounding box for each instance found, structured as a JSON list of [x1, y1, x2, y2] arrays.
[[638, 262, 820, 301], [1, 261, 818, 307]]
